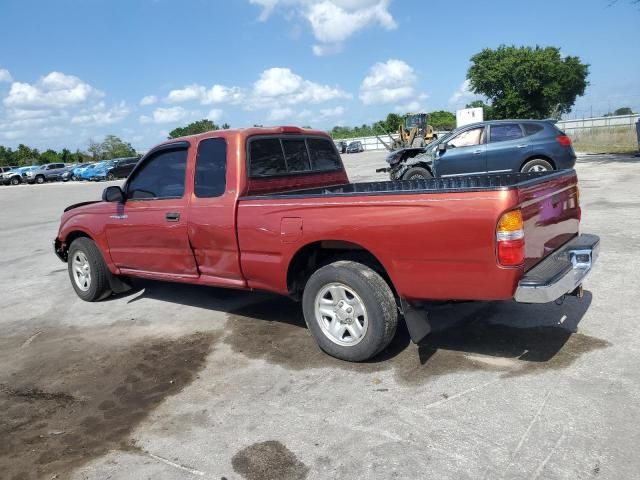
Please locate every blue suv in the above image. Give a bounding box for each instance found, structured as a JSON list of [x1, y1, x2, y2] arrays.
[[381, 120, 576, 180]]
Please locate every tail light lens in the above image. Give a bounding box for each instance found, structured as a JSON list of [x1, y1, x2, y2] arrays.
[[497, 209, 525, 266], [557, 135, 572, 147]]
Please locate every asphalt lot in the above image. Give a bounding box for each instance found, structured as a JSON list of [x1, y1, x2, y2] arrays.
[[1, 151, 639, 480]]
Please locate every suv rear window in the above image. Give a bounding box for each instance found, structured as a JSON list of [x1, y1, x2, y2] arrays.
[[523, 123, 544, 136], [490, 124, 523, 142], [249, 136, 341, 178]]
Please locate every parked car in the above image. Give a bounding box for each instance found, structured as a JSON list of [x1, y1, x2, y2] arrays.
[[25, 163, 68, 184], [69, 163, 94, 180], [346, 141, 364, 153], [1, 166, 21, 185], [379, 119, 576, 180], [334, 141, 347, 154], [60, 164, 80, 182], [106, 156, 140, 179], [54, 126, 598, 363], [19, 166, 40, 183], [78, 162, 104, 181]]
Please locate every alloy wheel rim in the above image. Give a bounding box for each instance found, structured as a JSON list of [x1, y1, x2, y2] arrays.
[[529, 165, 548, 172], [315, 282, 368, 346], [71, 251, 91, 291]]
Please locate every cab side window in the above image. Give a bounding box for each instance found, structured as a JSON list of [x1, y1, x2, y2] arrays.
[[127, 147, 188, 200], [195, 138, 227, 198], [490, 124, 524, 143]]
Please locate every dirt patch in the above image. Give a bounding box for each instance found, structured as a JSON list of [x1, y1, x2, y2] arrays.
[[0, 329, 218, 480], [232, 440, 309, 480], [224, 297, 609, 384]]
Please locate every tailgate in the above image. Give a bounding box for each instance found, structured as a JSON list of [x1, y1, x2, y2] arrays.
[[518, 171, 580, 271]]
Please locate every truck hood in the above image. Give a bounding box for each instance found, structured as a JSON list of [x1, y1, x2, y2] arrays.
[[64, 200, 101, 212]]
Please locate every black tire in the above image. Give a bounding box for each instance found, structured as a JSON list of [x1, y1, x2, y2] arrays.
[[10, 177, 20, 185], [402, 166, 433, 181], [107, 172, 116, 181], [35, 175, 45, 184], [521, 158, 554, 173], [302, 261, 398, 362], [67, 238, 112, 302]]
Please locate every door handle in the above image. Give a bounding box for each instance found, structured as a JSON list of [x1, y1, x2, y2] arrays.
[[165, 212, 180, 222], [517, 144, 528, 148], [473, 149, 483, 155]]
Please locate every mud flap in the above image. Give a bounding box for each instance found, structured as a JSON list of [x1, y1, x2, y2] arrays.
[[400, 299, 431, 344]]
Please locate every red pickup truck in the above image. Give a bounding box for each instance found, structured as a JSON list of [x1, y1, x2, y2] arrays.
[[54, 127, 599, 362]]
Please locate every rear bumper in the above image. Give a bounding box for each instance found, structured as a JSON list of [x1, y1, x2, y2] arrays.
[[514, 234, 599, 303]]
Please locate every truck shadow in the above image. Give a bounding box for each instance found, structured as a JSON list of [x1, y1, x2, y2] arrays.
[[119, 281, 608, 384]]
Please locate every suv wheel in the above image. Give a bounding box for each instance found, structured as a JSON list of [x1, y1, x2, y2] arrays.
[[302, 261, 397, 362], [10, 177, 20, 185], [35, 175, 45, 184], [402, 166, 433, 180], [521, 158, 554, 173]]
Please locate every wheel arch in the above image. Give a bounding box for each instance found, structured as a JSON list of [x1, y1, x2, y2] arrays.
[[286, 240, 397, 301], [521, 154, 556, 171]]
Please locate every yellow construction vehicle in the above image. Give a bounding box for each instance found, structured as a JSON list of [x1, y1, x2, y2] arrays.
[[377, 113, 437, 151]]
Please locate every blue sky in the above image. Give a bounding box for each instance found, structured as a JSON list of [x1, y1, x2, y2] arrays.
[[0, 0, 638, 152]]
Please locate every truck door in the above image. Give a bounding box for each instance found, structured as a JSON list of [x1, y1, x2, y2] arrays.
[[486, 123, 527, 173], [105, 143, 198, 276], [187, 137, 245, 287], [434, 126, 487, 176]]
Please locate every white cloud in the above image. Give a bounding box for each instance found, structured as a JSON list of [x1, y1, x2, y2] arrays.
[[449, 79, 474, 104], [268, 107, 295, 121], [139, 95, 157, 106], [71, 101, 131, 126], [250, 0, 396, 55], [253, 67, 350, 108], [142, 106, 188, 124], [311, 43, 343, 56], [3, 71, 103, 109], [207, 109, 223, 121], [166, 84, 244, 105], [319, 106, 345, 117], [360, 59, 416, 105], [394, 93, 428, 113], [0, 68, 12, 82]]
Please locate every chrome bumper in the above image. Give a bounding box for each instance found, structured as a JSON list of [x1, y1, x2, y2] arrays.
[[514, 234, 600, 303]]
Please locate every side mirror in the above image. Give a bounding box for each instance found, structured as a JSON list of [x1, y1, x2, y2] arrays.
[[102, 185, 125, 203], [437, 143, 447, 152]]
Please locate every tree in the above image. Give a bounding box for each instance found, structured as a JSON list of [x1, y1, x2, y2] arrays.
[[87, 138, 101, 161], [40, 149, 60, 164], [614, 107, 634, 116], [428, 111, 456, 130], [100, 135, 137, 159], [467, 45, 589, 119], [465, 100, 497, 121], [168, 119, 220, 139]]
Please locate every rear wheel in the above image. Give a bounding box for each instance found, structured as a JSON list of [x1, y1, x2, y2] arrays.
[[302, 261, 397, 362], [67, 238, 112, 302], [35, 175, 45, 184], [521, 158, 553, 173], [402, 166, 432, 180], [10, 176, 20, 185]]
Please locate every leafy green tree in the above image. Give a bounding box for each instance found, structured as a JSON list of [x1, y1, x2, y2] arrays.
[[100, 135, 137, 159], [40, 149, 60, 164], [613, 107, 634, 116], [168, 119, 220, 139], [14, 144, 40, 166], [467, 46, 589, 119], [465, 100, 497, 121], [428, 111, 456, 130]]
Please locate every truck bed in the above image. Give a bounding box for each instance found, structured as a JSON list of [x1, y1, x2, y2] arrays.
[[241, 170, 570, 199]]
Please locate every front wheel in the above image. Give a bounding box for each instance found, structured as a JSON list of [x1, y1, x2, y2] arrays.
[[67, 238, 112, 301], [521, 158, 554, 173], [10, 177, 20, 185], [302, 261, 398, 362], [107, 172, 116, 181], [402, 166, 433, 181]]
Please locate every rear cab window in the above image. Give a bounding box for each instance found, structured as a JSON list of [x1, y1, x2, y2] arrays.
[[248, 136, 342, 178], [522, 123, 544, 136]]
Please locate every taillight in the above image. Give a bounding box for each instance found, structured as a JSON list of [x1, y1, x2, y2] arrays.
[[497, 209, 525, 266], [557, 135, 572, 147]]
